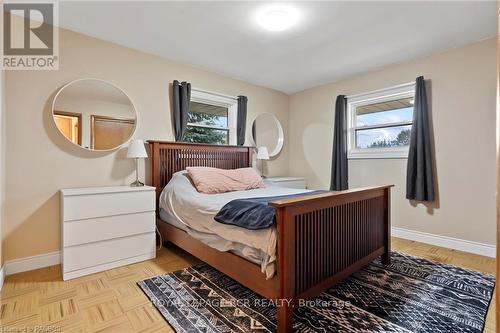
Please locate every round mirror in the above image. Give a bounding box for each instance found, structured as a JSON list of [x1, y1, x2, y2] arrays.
[[52, 79, 137, 151], [252, 113, 284, 158]]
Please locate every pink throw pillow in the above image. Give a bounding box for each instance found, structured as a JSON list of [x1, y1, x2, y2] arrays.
[[186, 167, 265, 194]]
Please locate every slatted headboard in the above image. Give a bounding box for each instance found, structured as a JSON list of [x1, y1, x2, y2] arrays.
[[147, 141, 253, 208]]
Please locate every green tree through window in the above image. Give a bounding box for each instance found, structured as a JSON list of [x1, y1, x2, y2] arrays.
[[183, 108, 228, 144]]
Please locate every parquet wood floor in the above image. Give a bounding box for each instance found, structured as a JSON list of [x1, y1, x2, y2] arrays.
[[0, 238, 495, 332]]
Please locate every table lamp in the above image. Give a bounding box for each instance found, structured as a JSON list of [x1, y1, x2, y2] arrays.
[[257, 146, 270, 177], [127, 139, 148, 186]]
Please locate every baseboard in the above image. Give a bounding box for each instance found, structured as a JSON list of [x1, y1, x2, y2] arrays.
[[392, 227, 496, 258], [3, 250, 156, 277], [3, 229, 495, 276], [5, 251, 60, 275], [0, 265, 5, 290]]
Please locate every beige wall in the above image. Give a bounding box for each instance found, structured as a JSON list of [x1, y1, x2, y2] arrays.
[[3, 28, 289, 261], [289, 38, 497, 245], [3, 27, 496, 262]]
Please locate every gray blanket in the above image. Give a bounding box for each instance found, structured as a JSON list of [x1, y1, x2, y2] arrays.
[[214, 190, 327, 230]]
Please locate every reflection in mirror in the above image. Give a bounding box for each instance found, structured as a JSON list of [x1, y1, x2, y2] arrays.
[[252, 113, 284, 158], [52, 79, 137, 151]]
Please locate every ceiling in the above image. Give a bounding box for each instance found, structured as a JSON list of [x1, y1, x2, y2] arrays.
[[58, 1, 497, 94]]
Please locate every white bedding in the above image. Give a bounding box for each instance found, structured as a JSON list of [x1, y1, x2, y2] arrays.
[[159, 171, 311, 278]]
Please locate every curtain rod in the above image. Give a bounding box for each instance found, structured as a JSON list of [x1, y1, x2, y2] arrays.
[[345, 81, 415, 100]]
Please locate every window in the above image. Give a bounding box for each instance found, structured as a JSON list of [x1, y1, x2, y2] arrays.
[[347, 83, 415, 159], [184, 89, 237, 145]]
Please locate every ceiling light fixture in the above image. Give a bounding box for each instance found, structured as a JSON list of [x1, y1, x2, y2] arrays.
[[257, 4, 299, 32]]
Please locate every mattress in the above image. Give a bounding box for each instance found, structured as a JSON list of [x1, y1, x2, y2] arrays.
[[158, 171, 311, 278], [159, 209, 267, 266]]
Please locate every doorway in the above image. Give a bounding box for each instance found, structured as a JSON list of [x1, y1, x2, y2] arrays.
[[53, 111, 82, 145]]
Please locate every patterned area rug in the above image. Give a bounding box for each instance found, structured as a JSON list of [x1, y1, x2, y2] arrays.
[[138, 252, 494, 333]]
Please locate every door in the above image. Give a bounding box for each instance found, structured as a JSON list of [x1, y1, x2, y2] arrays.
[[91, 115, 135, 150]]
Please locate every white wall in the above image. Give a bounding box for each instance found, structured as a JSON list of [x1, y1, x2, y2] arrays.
[[289, 39, 496, 246]]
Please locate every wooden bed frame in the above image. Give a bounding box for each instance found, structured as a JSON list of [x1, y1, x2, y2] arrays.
[[148, 140, 392, 332]]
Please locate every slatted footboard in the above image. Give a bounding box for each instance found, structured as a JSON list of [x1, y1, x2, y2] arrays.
[[148, 141, 392, 333], [271, 186, 392, 332]]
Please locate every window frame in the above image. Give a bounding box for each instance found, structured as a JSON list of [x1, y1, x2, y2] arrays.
[[347, 82, 415, 159], [187, 88, 238, 145]]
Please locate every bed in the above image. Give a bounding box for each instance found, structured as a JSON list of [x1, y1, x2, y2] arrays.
[[159, 169, 319, 279], [148, 141, 392, 333]]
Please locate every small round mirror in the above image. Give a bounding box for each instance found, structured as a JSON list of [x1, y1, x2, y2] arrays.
[[52, 79, 137, 151], [252, 113, 284, 158]]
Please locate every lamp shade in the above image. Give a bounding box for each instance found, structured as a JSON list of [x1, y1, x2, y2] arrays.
[[126, 139, 148, 159], [257, 146, 270, 160]]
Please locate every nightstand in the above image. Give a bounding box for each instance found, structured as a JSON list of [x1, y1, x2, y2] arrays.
[[265, 177, 307, 189], [60, 185, 156, 280]]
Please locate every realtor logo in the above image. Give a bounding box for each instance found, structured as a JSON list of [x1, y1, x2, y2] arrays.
[[2, 1, 59, 69]]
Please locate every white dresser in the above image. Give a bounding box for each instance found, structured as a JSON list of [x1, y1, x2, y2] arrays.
[[265, 177, 307, 189], [60, 186, 156, 280]]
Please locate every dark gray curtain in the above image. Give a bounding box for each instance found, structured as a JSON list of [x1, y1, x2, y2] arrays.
[[406, 76, 435, 201], [330, 95, 348, 191], [237, 96, 248, 146], [172, 80, 191, 141]]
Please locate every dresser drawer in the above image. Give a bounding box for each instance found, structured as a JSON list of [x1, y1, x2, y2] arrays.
[[63, 190, 155, 221], [63, 211, 155, 247], [63, 232, 155, 273]]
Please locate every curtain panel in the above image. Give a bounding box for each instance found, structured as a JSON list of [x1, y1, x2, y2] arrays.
[[237, 96, 248, 146], [330, 95, 348, 191], [406, 76, 435, 201], [172, 80, 191, 141]]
